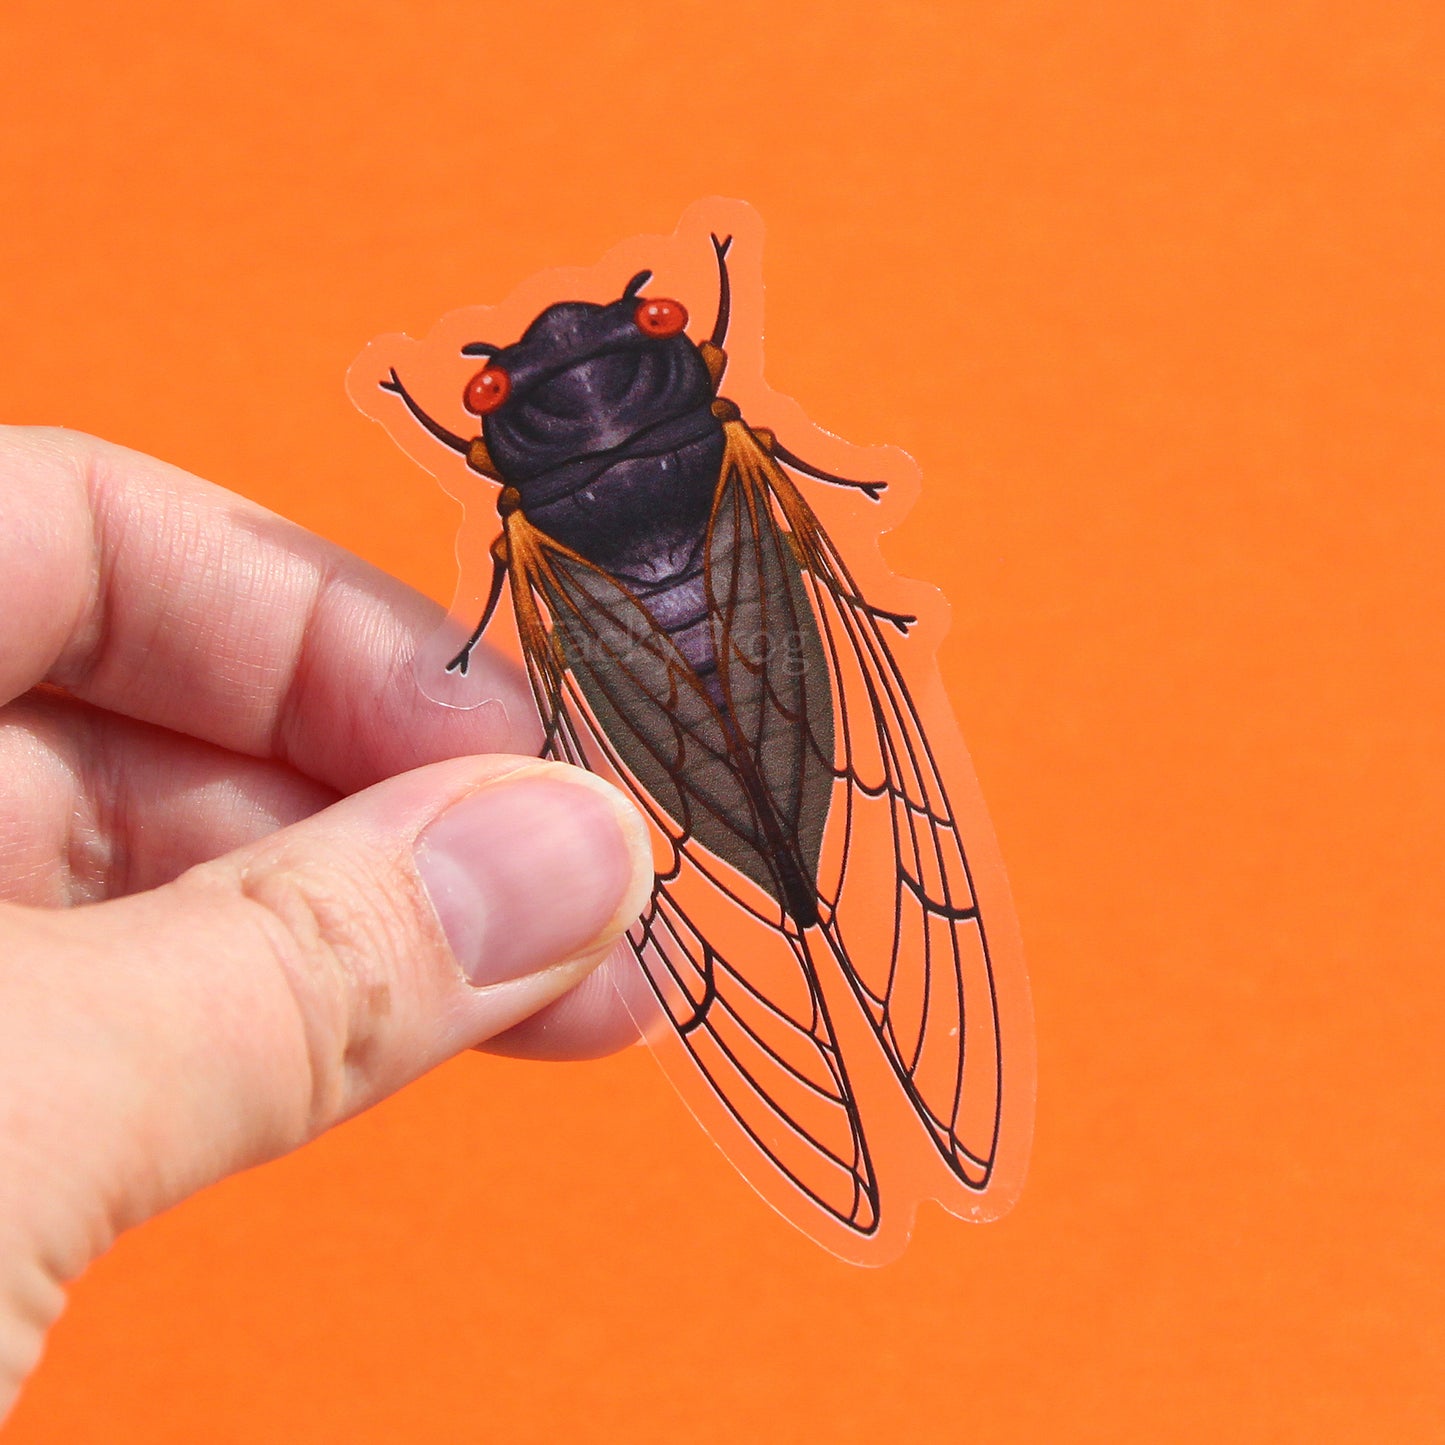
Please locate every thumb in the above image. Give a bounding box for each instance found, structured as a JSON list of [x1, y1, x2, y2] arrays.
[[0, 754, 652, 1351]]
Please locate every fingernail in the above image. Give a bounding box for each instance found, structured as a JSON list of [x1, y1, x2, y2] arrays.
[[414, 767, 651, 987]]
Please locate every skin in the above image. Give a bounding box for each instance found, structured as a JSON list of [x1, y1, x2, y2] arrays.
[[0, 426, 653, 1419]]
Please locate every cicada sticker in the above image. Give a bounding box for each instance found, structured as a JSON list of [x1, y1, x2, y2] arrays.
[[349, 201, 1034, 1263]]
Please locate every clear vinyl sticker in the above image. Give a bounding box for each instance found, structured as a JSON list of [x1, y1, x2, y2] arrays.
[[347, 199, 1035, 1264]]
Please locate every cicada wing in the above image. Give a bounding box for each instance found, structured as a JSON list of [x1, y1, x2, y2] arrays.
[[502, 510, 885, 1250], [721, 421, 1025, 1214], [628, 879, 882, 1242], [703, 455, 836, 897]]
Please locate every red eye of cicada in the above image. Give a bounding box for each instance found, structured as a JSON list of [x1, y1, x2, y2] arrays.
[[635, 298, 688, 338], [464, 365, 511, 415]]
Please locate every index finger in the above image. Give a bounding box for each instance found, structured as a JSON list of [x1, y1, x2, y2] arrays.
[[0, 427, 539, 794]]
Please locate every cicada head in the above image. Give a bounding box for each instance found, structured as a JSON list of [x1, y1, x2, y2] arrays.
[[459, 270, 719, 502]]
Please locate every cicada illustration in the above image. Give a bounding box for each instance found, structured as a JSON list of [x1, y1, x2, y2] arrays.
[[359, 208, 1033, 1262]]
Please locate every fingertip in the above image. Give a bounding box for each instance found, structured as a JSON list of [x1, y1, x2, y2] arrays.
[[412, 762, 652, 993]]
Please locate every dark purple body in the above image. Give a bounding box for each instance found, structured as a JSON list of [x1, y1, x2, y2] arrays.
[[482, 295, 729, 701]]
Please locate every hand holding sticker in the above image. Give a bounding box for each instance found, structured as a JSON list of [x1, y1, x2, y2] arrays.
[[0, 427, 656, 1419], [351, 200, 1036, 1262]]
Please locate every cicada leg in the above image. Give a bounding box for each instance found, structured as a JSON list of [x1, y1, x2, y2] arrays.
[[445, 535, 510, 675]]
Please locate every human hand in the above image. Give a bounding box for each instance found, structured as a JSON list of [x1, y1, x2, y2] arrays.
[[0, 427, 653, 1417]]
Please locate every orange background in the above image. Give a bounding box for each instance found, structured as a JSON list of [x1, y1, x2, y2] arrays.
[[2, 1, 1441, 1440]]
